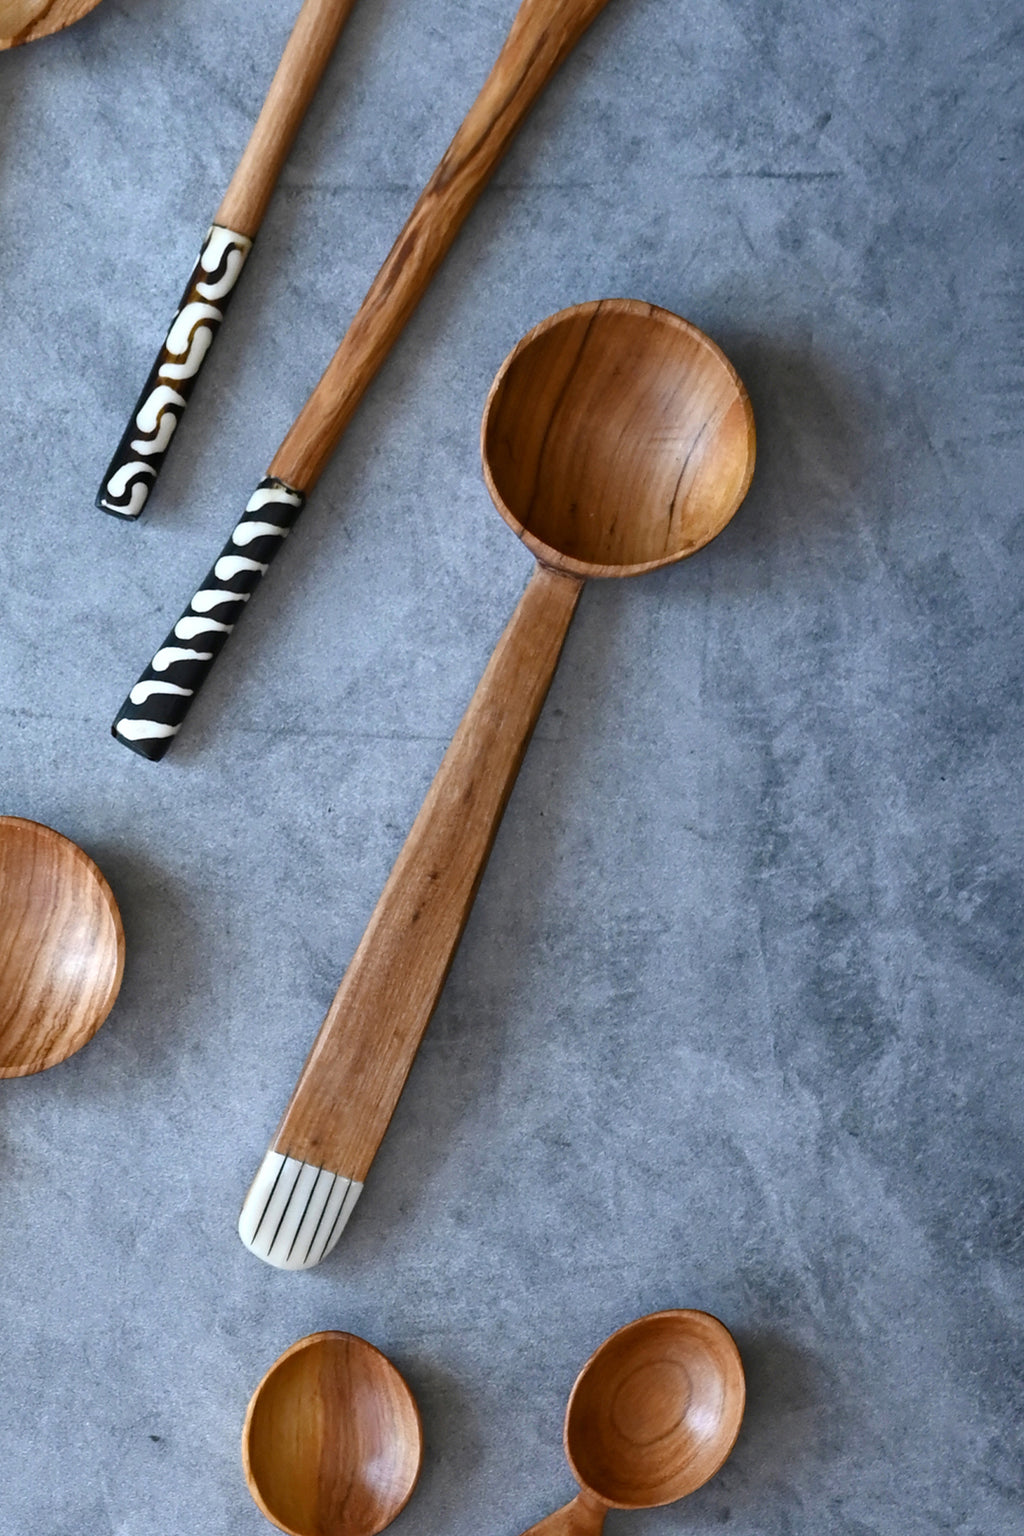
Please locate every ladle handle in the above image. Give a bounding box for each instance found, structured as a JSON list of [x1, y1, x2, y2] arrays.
[[238, 563, 583, 1268], [521, 1494, 607, 1535], [270, 0, 615, 490]]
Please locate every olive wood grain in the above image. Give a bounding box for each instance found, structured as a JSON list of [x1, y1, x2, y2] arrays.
[[0, 0, 101, 48], [0, 817, 124, 1077], [270, 0, 614, 490], [242, 1331, 423, 1536], [522, 1310, 745, 1534], [217, 0, 360, 238], [275, 561, 582, 1175]]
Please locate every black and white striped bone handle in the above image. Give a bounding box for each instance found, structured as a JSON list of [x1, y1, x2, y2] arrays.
[[112, 478, 305, 759], [97, 224, 253, 520]]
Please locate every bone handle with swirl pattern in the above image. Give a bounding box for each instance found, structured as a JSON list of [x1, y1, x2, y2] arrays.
[[97, 0, 360, 518], [111, 479, 305, 759], [111, 0, 613, 751], [97, 226, 253, 519]]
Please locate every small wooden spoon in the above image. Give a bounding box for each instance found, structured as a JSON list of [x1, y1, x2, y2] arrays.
[[242, 1331, 423, 1536], [522, 1310, 745, 1534], [238, 299, 755, 1269], [0, 816, 124, 1078], [0, 0, 102, 49]]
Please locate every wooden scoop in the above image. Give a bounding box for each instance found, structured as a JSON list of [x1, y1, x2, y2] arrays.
[[237, 299, 755, 1269], [242, 1331, 423, 1536], [0, 817, 124, 1077], [0, 0, 102, 49], [521, 1309, 745, 1534]]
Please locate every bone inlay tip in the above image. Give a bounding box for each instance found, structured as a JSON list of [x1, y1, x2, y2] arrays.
[[238, 1150, 362, 1270]]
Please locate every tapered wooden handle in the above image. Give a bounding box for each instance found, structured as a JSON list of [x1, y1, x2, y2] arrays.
[[271, 0, 614, 490], [238, 562, 583, 1267], [521, 1495, 607, 1535]]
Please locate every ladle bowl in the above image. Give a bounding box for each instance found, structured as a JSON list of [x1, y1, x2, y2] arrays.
[[0, 816, 124, 1078], [242, 1331, 423, 1536], [524, 1309, 745, 1534], [483, 297, 755, 577], [239, 300, 755, 1270]]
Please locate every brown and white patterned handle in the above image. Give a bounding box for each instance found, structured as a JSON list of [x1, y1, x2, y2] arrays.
[[97, 224, 252, 520], [112, 477, 304, 759]]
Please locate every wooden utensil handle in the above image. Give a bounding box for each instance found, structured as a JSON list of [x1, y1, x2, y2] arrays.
[[97, 0, 359, 519], [217, 0, 362, 236], [238, 562, 583, 1268], [521, 1495, 607, 1535], [271, 0, 614, 490], [111, 477, 305, 759]]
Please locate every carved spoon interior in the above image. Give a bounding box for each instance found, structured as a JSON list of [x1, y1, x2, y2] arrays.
[[237, 298, 756, 1268], [520, 1309, 745, 1535]]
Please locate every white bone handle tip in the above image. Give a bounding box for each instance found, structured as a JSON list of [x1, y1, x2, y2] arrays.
[[238, 1150, 362, 1270]]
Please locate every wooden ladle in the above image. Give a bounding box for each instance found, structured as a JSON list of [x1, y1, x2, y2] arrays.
[[522, 1309, 745, 1534], [0, 816, 124, 1078], [242, 1331, 423, 1536], [237, 299, 755, 1270]]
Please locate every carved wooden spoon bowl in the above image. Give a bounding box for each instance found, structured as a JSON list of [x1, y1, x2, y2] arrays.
[[0, 816, 124, 1078], [242, 1331, 423, 1536], [0, 0, 103, 48], [523, 1309, 745, 1534]]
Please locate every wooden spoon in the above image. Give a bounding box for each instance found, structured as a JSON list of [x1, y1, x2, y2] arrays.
[[242, 1331, 423, 1536], [237, 299, 755, 1269], [0, 0, 102, 49], [97, 0, 362, 519], [522, 1309, 745, 1534], [112, 0, 616, 752], [0, 816, 124, 1077]]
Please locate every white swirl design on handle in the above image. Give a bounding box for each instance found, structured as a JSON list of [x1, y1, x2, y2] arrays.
[[97, 224, 253, 519], [238, 1149, 363, 1270], [111, 478, 306, 760]]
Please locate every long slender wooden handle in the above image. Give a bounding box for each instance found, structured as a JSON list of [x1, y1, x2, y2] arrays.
[[97, 0, 359, 519], [271, 0, 614, 489], [521, 1495, 607, 1535], [238, 563, 583, 1268], [217, 0, 362, 235], [97, 226, 253, 519]]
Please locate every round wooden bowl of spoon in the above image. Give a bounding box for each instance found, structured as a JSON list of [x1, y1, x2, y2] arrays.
[[0, 816, 124, 1078], [1, 0, 103, 49], [242, 1331, 423, 1536], [523, 1308, 745, 1534], [483, 296, 755, 578]]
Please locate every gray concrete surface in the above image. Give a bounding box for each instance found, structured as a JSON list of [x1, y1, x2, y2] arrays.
[[1, 0, 1021, 1530]]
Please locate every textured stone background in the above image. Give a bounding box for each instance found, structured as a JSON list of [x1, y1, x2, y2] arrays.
[[0, 1, 1021, 1531]]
